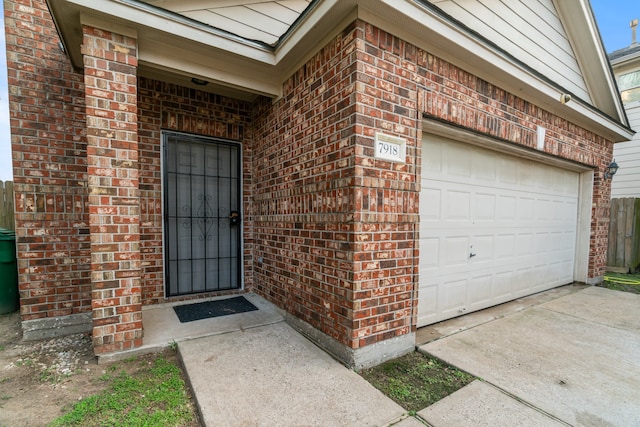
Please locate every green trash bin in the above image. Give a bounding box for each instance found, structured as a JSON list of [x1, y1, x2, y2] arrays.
[[0, 228, 18, 314]]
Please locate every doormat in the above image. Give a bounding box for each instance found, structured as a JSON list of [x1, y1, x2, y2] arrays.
[[173, 296, 258, 323]]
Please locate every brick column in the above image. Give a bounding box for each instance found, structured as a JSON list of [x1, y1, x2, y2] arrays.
[[82, 25, 142, 354]]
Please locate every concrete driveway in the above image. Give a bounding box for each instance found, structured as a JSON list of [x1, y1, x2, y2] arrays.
[[417, 286, 640, 426]]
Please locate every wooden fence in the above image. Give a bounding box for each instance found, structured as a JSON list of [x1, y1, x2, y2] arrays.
[[607, 197, 640, 273], [0, 180, 14, 231]]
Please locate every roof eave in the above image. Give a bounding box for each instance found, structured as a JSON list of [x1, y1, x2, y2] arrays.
[[45, 0, 633, 141], [552, 0, 629, 129], [362, 0, 633, 142]]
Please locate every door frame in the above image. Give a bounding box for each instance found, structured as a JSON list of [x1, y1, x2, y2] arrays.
[[161, 130, 244, 298]]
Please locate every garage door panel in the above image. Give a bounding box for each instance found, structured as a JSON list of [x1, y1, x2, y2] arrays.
[[440, 278, 467, 314], [564, 201, 579, 221], [447, 191, 471, 220], [517, 161, 536, 187], [468, 274, 492, 308], [418, 284, 438, 317], [445, 237, 471, 266], [493, 271, 513, 299], [424, 139, 444, 172], [418, 134, 578, 327], [421, 188, 441, 221], [497, 195, 517, 220], [474, 193, 496, 220], [534, 233, 551, 253], [515, 233, 534, 256], [420, 238, 439, 270], [447, 144, 472, 177], [518, 197, 535, 220], [495, 234, 516, 260], [474, 151, 497, 182], [499, 159, 518, 184], [563, 230, 576, 250], [471, 235, 493, 262], [536, 164, 554, 189], [535, 198, 552, 220]]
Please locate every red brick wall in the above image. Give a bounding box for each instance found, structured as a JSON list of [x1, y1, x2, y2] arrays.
[[82, 24, 142, 353], [137, 78, 254, 304], [252, 20, 614, 350], [5, 0, 257, 330], [6, 0, 614, 353], [5, 0, 91, 321], [252, 22, 361, 346], [352, 24, 420, 349], [252, 22, 420, 350]]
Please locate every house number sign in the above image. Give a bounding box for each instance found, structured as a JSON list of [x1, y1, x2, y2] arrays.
[[375, 132, 406, 163]]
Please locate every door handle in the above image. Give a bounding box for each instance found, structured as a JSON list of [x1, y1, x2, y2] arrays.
[[469, 252, 476, 258], [229, 210, 240, 226]]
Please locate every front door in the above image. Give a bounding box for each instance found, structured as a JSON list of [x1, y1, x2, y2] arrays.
[[163, 132, 242, 296]]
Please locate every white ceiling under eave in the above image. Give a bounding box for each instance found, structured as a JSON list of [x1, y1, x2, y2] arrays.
[[45, 0, 633, 142]]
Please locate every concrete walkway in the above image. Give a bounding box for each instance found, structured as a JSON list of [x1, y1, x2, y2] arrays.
[[174, 286, 640, 426], [179, 322, 406, 426]]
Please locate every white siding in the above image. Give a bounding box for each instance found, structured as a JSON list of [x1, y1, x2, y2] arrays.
[[431, 0, 591, 102], [141, 1, 311, 45], [611, 102, 640, 198]]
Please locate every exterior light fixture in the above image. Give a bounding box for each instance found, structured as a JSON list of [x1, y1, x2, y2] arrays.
[[604, 159, 619, 179], [191, 78, 209, 86]]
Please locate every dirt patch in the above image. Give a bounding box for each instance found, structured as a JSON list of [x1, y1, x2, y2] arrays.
[[0, 312, 199, 427], [359, 351, 474, 412], [0, 311, 98, 426]]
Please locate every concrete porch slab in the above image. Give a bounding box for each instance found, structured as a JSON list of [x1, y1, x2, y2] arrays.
[[99, 293, 283, 363], [142, 293, 283, 349], [179, 322, 406, 427]]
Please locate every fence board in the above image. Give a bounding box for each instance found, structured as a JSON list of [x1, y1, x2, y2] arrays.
[[607, 197, 640, 272], [607, 198, 618, 268], [624, 198, 635, 268], [615, 198, 624, 267], [615, 199, 627, 267], [634, 199, 640, 271], [0, 180, 14, 231]]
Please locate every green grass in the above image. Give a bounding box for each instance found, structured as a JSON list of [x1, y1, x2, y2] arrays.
[[15, 358, 34, 367], [359, 352, 474, 411], [0, 394, 12, 410], [599, 272, 640, 295], [49, 356, 194, 427]]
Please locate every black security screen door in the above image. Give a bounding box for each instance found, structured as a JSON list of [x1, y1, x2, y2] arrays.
[[163, 132, 242, 296]]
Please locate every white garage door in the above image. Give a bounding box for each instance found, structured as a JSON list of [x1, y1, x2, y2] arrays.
[[418, 134, 579, 327]]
